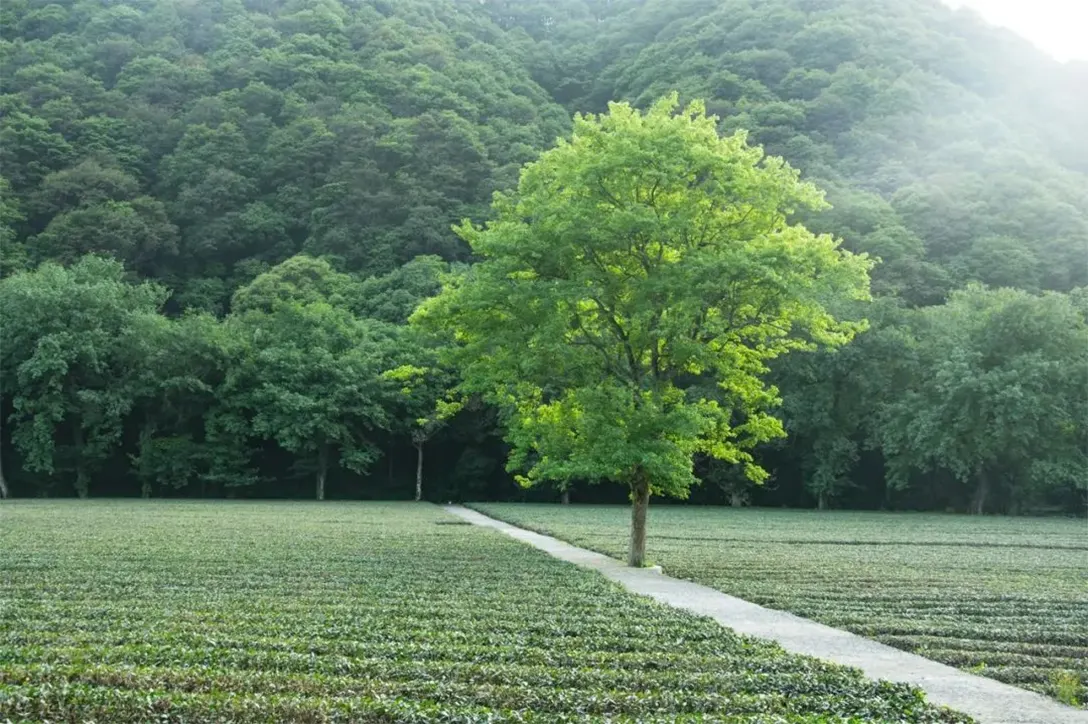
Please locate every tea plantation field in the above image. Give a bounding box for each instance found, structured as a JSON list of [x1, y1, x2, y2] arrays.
[[0, 501, 971, 723], [471, 504, 1088, 707]]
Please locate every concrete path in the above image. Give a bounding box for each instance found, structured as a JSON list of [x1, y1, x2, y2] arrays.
[[445, 505, 1088, 724]]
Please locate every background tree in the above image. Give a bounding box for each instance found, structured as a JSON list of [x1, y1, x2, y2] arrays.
[[415, 96, 872, 565], [771, 299, 907, 510], [698, 455, 756, 508], [217, 300, 396, 500], [382, 362, 458, 502], [356, 255, 453, 501], [0, 177, 28, 279], [878, 286, 1088, 514], [230, 255, 357, 314], [0, 257, 166, 497], [124, 311, 227, 497], [352, 256, 445, 324]]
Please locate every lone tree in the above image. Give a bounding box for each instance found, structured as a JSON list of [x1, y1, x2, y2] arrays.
[[414, 96, 871, 566]]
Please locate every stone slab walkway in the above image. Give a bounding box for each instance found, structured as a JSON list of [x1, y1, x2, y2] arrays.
[[444, 505, 1088, 724]]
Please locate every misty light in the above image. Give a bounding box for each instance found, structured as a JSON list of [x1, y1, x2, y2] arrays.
[[946, 0, 1088, 62]]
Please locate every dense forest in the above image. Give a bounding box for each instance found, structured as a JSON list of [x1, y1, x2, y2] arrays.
[[1, 0, 1085, 513]]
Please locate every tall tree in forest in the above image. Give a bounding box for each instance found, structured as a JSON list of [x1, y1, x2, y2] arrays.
[[0, 257, 167, 497], [360, 256, 451, 501], [878, 285, 1088, 513], [414, 96, 871, 565], [772, 299, 908, 510], [217, 301, 396, 500], [230, 255, 356, 314], [383, 361, 457, 502], [124, 311, 227, 497]]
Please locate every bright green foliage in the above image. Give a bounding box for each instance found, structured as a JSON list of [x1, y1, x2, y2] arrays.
[[230, 254, 356, 314], [878, 286, 1088, 513], [474, 503, 1088, 708], [0, 257, 167, 497], [0, 500, 970, 722], [416, 96, 870, 559]]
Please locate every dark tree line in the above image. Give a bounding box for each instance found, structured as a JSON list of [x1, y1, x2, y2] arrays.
[[1, 0, 1085, 513]]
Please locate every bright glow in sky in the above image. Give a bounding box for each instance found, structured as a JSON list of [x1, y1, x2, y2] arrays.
[[945, 0, 1088, 62]]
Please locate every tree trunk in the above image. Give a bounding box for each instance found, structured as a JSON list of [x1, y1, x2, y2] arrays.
[[0, 461, 8, 499], [971, 469, 989, 515], [139, 421, 154, 499], [75, 466, 89, 499], [414, 441, 423, 502], [73, 422, 89, 499], [316, 444, 328, 501], [628, 476, 650, 567], [560, 489, 570, 505], [817, 491, 827, 510], [729, 491, 744, 507]]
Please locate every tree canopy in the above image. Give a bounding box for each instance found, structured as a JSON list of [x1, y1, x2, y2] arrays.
[[878, 286, 1088, 514], [0, 256, 167, 497], [414, 97, 871, 563]]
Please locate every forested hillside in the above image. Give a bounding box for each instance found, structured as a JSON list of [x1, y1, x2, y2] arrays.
[[2, 0, 1085, 513]]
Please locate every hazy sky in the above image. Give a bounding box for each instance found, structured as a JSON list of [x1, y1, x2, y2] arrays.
[[945, 0, 1087, 62]]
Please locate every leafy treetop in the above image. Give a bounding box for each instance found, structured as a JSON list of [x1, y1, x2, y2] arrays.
[[415, 95, 871, 563]]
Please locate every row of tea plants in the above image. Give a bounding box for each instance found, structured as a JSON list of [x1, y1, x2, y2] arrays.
[[0, 500, 970, 722], [472, 504, 1088, 707]]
